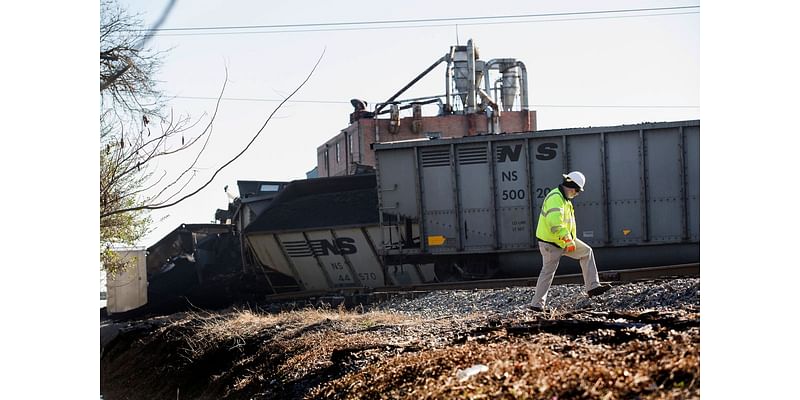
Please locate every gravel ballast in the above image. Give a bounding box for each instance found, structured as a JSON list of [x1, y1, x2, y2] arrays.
[[101, 278, 700, 400], [371, 278, 700, 319]]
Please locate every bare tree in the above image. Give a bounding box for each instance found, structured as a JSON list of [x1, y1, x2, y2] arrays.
[[99, 0, 323, 275], [100, 0, 175, 118]]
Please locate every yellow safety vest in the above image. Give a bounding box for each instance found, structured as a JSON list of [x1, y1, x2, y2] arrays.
[[535, 187, 576, 248]]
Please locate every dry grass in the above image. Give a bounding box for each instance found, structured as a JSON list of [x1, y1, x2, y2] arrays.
[[312, 330, 699, 399], [102, 305, 699, 400], [180, 306, 424, 359]]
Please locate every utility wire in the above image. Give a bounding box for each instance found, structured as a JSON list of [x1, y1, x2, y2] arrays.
[[174, 96, 350, 104], [139, 5, 698, 32], [172, 95, 698, 109], [150, 11, 698, 37]]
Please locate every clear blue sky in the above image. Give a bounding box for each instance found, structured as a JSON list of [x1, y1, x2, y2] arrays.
[[118, 0, 700, 247]]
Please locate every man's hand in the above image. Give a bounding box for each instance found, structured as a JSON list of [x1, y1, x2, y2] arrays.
[[562, 236, 576, 252]]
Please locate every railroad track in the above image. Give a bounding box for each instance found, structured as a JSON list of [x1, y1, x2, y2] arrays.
[[381, 263, 699, 292], [260, 263, 700, 305]]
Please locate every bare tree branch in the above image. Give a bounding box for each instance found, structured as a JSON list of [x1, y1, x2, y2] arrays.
[[100, 0, 176, 93], [102, 49, 326, 218], [126, 170, 168, 198], [149, 121, 215, 206], [106, 76, 223, 208]]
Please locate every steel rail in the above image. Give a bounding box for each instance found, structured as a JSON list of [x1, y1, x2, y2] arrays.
[[258, 263, 699, 303]]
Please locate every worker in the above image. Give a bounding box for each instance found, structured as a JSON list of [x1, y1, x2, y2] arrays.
[[529, 171, 611, 312]]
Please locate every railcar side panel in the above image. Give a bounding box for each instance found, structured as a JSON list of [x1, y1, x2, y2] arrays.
[[605, 131, 644, 244], [274, 232, 333, 291], [565, 134, 607, 246], [493, 140, 531, 249], [456, 143, 494, 250], [645, 128, 685, 242], [245, 233, 294, 278], [332, 227, 385, 288], [373, 119, 700, 271], [419, 146, 458, 253], [684, 126, 700, 241], [375, 148, 419, 220]]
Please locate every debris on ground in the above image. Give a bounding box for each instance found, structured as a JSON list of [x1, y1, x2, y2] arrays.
[[100, 278, 700, 399]]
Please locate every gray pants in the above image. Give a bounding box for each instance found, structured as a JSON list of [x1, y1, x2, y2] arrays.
[[530, 238, 601, 308]]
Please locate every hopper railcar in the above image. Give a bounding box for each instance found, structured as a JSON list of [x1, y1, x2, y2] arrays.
[[241, 120, 699, 292], [373, 119, 699, 281]]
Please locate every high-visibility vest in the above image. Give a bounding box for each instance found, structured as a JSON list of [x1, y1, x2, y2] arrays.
[[535, 187, 576, 248]]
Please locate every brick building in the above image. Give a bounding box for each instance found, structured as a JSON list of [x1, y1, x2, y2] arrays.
[[316, 109, 537, 177], [315, 39, 538, 177]]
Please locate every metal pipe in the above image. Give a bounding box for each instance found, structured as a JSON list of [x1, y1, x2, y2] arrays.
[[445, 47, 454, 113], [516, 61, 529, 111], [477, 88, 500, 133], [493, 78, 502, 105], [375, 54, 448, 115], [466, 39, 476, 112], [376, 98, 440, 115], [483, 59, 499, 94], [483, 59, 520, 111], [483, 59, 513, 93], [476, 89, 499, 113], [386, 94, 446, 105], [374, 117, 380, 143]]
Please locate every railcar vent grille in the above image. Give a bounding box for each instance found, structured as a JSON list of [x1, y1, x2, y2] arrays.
[[420, 148, 451, 167], [458, 146, 488, 165], [282, 240, 313, 257]]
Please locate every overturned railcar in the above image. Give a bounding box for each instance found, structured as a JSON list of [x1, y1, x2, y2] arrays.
[[373, 120, 699, 279], [243, 174, 437, 293]]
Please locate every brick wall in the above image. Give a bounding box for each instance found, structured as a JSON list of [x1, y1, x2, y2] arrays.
[[317, 110, 536, 177]]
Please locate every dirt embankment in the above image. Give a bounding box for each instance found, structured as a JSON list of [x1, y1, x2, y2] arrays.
[[101, 280, 700, 399]]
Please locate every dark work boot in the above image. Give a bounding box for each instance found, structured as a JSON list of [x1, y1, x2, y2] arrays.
[[587, 284, 612, 298]]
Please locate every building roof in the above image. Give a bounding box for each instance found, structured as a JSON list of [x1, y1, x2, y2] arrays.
[[236, 180, 289, 199]]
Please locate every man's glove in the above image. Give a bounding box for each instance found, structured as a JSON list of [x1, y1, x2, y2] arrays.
[[562, 236, 576, 252]]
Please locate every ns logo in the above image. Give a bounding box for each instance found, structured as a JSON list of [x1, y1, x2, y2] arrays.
[[283, 237, 357, 258], [495, 143, 558, 162]]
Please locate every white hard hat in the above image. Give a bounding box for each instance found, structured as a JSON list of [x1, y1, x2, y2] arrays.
[[562, 171, 586, 191]]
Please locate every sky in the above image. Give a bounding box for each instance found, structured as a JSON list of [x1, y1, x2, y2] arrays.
[[114, 0, 701, 247]]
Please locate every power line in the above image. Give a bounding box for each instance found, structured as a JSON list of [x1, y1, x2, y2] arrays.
[[534, 104, 699, 109], [150, 11, 698, 37], [138, 5, 699, 33], [172, 95, 698, 109], [174, 96, 350, 104]]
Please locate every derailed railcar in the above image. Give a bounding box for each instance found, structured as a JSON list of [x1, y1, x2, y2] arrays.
[[373, 120, 699, 279], [243, 174, 437, 293]]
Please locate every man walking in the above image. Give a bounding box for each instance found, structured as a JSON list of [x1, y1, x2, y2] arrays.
[[529, 171, 611, 312]]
